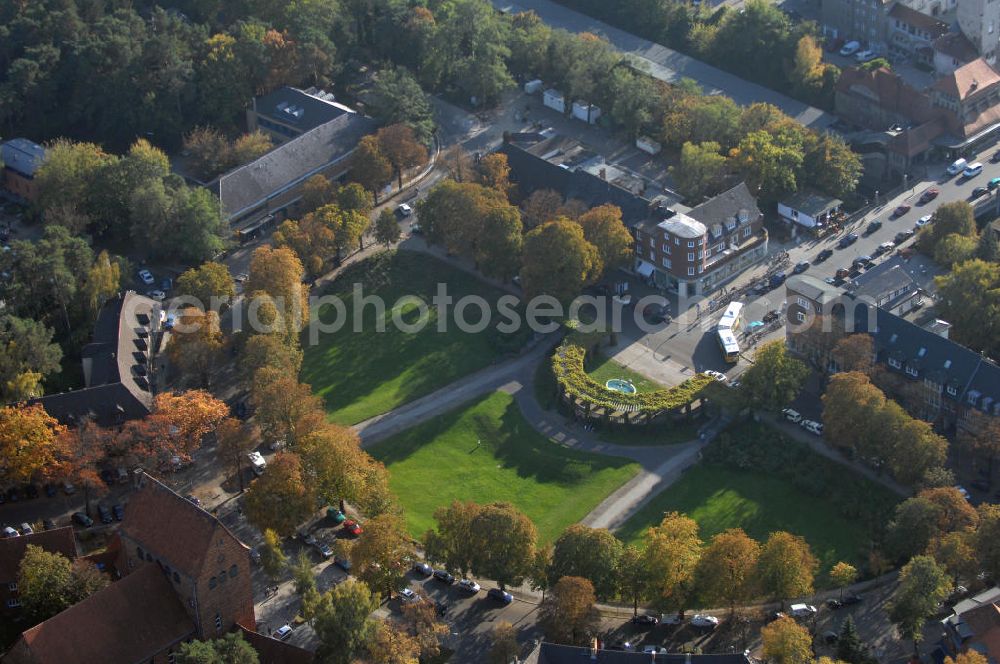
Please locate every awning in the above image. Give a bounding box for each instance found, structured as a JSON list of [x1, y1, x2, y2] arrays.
[[636, 261, 655, 277]]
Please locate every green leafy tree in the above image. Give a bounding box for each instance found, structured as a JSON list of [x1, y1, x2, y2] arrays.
[[184, 127, 231, 182], [376, 124, 429, 191], [618, 544, 649, 616], [178, 633, 260, 664], [477, 204, 524, 282], [576, 205, 633, 277], [974, 504, 1000, 582], [755, 531, 817, 607], [177, 262, 236, 310], [424, 500, 480, 577], [17, 545, 109, 623], [928, 530, 978, 587], [259, 528, 288, 583], [488, 621, 520, 664], [0, 314, 62, 402], [239, 334, 303, 389], [738, 341, 809, 410], [370, 67, 435, 145], [351, 135, 393, 202], [469, 502, 537, 590], [934, 259, 1000, 357], [731, 129, 803, 203], [520, 219, 601, 303], [243, 452, 315, 537], [761, 616, 813, 664], [350, 513, 413, 600], [889, 555, 950, 654], [935, 233, 979, 268], [83, 250, 123, 317], [548, 525, 623, 600], [375, 209, 402, 248], [803, 132, 861, 199], [672, 141, 727, 202], [313, 578, 381, 664], [829, 561, 858, 601], [837, 615, 867, 664], [33, 139, 115, 232]]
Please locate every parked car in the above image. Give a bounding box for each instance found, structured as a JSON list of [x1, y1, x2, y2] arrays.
[[42, 519, 56, 531], [703, 370, 727, 382], [895, 229, 915, 243], [781, 408, 802, 424], [790, 603, 818, 618], [298, 531, 318, 547], [852, 255, 873, 269], [792, 261, 810, 274], [457, 579, 481, 594], [964, 162, 984, 178], [837, 233, 859, 248], [98, 505, 113, 524], [631, 614, 659, 626], [148, 290, 166, 301], [839, 40, 861, 56], [815, 248, 833, 262], [916, 214, 933, 227], [326, 507, 347, 524], [410, 223, 423, 235], [398, 588, 418, 603], [763, 310, 782, 323], [854, 48, 876, 62], [72, 512, 93, 527], [314, 541, 334, 559], [19, 523, 34, 535], [334, 555, 352, 572], [800, 419, 824, 436], [412, 562, 433, 577], [2, 526, 18, 538], [487, 588, 514, 604], [842, 593, 863, 605], [137, 269, 155, 285], [395, 203, 413, 218], [826, 598, 843, 610], [919, 188, 940, 204], [992, 150, 1000, 164], [972, 186, 989, 199], [891, 204, 911, 217], [864, 220, 882, 234], [875, 241, 895, 255], [947, 158, 968, 176], [691, 614, 720, 629], [274, 625, 293, 641], [343, 519, 363, 536], [989, 177, 1000, 191], [433, 569, 455, 584], [643, 646, 669, 655]]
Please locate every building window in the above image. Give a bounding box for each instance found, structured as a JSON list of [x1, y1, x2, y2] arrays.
[[674, 237, 680, 245], [649, 237, 655, 247], [687, 267, 695, 276], [796, 297, 810, 309], [697, 250, 704, 259], [215, 613, 223, 632], [137, 546, 144, 560], [687, 240, 694, 248], [796, 312, 806, 322], [209, 577, 217, 589], [947, 386, 958, 396], [743, 226, 752, 237], [8, 582, 17, 592], [662, 258, 672, 269], [168, 653, 176, 664], [905, 365, 918, 377], [218, 571, 226, 585], [698, 265, 704, 274], [229, 564, 238, 578], [888, 357, 902, 369], [687, 253, 695, 261], [969, 393, 979, 406], [662, 244, 670, 253], [7, 598, 21, 609]]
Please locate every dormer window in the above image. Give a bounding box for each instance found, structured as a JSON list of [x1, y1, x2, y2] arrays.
[[888, 357, 902, 369], [917, 347, 926, 357], [905, 365, 919, 377], [944, 360, 952, 369], [968, 391, 980, 406], [947, 385, 958, 396], [738, 210, 749, 223], [889, 333, 898, 344]]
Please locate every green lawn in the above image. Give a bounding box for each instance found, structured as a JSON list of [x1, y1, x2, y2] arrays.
[[370, 391, 641, 543], [301, 251, 529, 424], [616, 465, 874, 577], [586, 352, 663, 394]]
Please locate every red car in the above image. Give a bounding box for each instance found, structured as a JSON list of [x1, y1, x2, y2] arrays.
[[892, 204, 911, 217], [343, 519, 363, 536], [919, 188, 940, 204]]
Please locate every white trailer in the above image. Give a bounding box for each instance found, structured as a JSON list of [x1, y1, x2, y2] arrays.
[[543, 89, 565, 113], [571, 101, 601, 124], [636, 136, 662, 155], [524, 79, 543, 94]]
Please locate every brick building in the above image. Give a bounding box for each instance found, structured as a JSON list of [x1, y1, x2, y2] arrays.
[[500, 134, 767, 297], [4, 474, 311, 664], [0, 139, 45, 203]]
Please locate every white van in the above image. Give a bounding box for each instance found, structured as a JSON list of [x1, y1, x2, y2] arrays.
[[839, 40, 861, 56], [248, 451, 266, 476], [964, 162, 984, 178], [947, 158, 968, 176], [782, 408, 802, 424], [801, 420, 824, 436]]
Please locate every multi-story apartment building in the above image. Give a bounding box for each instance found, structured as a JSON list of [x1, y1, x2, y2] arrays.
[[958, 0, 1000, 63], [500, 134, 768, 298]]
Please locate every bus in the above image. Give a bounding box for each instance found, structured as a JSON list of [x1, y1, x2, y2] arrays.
[[717, 302, 744, 335], [716, 328, 740, 363]]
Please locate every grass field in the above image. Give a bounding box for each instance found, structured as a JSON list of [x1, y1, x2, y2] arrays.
[[301, 251, 528, 425], [586, 352, 663, 394], [370, 391, 641, 543], [616, 465, 875, 576]]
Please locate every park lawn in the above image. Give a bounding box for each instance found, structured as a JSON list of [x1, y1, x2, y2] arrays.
[[586, 352, 663, 394], [370, 391, 641, 544], [301, 251, 528, 425], [616, 465, 873, 577]]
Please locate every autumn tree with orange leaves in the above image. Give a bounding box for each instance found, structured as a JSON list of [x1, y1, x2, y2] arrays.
[[0, 404, 66, 484]]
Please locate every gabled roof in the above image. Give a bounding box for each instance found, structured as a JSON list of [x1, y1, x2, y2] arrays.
[[238, 625, 315, 664], [888, 4, 949, 38], [686, 182, 761, 226], [120, 473, 249, 580], [1, 139, 45, 177], [31, 291, 155, 426], [835, 67, 938, 127], [536, 642, 752, 664], [780, 190, 842, 217], [217, 112, 377, 220], [0, 528, 77, 583], [787, 274, 843, 307], [934, 58, 1000, 100], [252, 86, 354, 134], [933, 33, 979, 64], [848, 261, 919, 304], [5, 564, 195, 664]]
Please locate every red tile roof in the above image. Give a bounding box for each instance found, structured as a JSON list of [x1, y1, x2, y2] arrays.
[[120, 473, 248, 579], [5, 564, 195, 664], [934, 58, 1000, 100], [0, 528, 77, 583], [962, 602, 1000, 660], [238, 625, 315, 664], [835, 66, 938, 126]]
